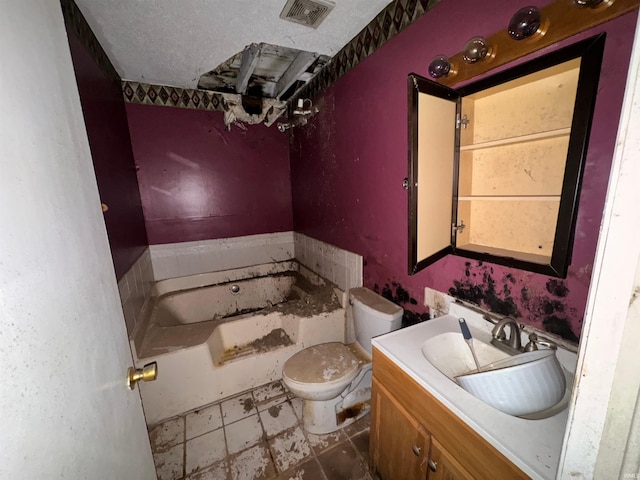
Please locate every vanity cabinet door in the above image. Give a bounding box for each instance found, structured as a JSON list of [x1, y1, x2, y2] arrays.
[[371, 378, 430, 480], [427, 437, 474, 480], [408, 34, 605, 278]]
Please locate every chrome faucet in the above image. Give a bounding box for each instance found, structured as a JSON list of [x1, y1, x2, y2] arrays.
[[490, 317, 522, 354]]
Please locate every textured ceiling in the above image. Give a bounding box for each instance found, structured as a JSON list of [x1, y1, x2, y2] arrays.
[[74, 0, 393, 89]]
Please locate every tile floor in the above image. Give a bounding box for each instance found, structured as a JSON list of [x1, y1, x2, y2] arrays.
[[149, 380, 374, 480]]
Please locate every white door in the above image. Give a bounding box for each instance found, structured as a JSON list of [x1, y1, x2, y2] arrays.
[[0, 2, 156, 479]]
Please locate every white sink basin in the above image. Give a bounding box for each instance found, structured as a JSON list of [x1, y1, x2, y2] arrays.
[[418, 316, 574, 420], [421, 330, 510, 380]]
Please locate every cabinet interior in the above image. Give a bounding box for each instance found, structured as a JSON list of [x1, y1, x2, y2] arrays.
[[456, 58, 580, 263]]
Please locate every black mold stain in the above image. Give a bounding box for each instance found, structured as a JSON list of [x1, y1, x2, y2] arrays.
[[449, 261, 579, 342], [543, 316, 579, 343], [378, 282, 428, 328], [449, 264, 520, 318], [402, 310, 431, 328], [546, 279, 569, 297]]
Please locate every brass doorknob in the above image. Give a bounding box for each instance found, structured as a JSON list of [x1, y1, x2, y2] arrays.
[[127, 362, 158, 390]]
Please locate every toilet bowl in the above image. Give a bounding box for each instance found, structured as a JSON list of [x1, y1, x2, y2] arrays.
[[282, 287, 403, 434]]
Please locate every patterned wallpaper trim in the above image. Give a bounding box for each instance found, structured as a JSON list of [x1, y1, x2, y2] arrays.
[[60, 0, 120, 84], [123, 0, 441, 110]]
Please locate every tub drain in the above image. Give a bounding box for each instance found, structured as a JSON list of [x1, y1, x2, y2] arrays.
[[230, 285, 240, 294]]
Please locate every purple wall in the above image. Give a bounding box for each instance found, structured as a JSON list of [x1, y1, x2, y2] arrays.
[[126, 105, 293, 244], [290, 1, 638, 341], [66, 31, 148, 280]]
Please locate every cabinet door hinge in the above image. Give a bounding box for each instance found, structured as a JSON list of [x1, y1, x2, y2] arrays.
[[452, 221, 466, 235], [456, 114, 470, 129]]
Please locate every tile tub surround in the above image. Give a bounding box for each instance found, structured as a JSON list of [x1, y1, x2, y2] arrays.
[[118, 247, 154, 335], [149, 231, 364, 293], [149, 380, 373, 480], [150, 232, 295, 281], [294, 232, 363, 292]]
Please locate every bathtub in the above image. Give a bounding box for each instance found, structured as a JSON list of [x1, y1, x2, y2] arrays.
[[130, 260, 346, 425]]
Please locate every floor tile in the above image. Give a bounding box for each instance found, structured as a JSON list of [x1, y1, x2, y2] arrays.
[[153, 442, 184, 480], [226, 414, 264, 455], [289, 396, 303, 420], [229, 442, 277, 480], [221, 392, 258, 425], [259, 400, 299, 438], [187, 459, 229, 480], [186, 428, 227, 475], [186, 403, 223, 440], [307, 429, 347, 455], [268, 426, 312, 473], [350, 431, 370, 465], [252, 380, 287, 403], [317, 441, 370, 480], [149, 417, 185, 453], [273, 458, 326, 480]]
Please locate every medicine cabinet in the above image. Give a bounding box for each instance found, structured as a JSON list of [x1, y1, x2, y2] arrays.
[[408, 34, 605, 278]]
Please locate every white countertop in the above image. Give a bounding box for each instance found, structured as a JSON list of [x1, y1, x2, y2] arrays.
[[371, 302, 576, 480]]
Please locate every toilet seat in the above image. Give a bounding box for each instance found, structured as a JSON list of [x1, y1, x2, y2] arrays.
[[282, 342, 360, 389]]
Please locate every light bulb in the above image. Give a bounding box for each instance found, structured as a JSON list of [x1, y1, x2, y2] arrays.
[[462, 37, 491, 64], [428, 55, 451, 79], [508, 6, 541, 40]]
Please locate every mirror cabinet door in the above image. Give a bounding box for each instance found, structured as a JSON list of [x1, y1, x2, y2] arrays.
[[408, 76, 459, 274], [408, 34, 605, 278]]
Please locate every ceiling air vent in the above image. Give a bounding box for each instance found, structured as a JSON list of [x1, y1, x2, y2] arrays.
[[279, 0, 335, 29]]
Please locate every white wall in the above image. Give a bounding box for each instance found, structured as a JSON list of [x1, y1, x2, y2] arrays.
[[559, 13, 640, 479], [0, 2, 155, 478]]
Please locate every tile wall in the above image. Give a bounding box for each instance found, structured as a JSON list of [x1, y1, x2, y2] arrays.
[[294, 233, 363, 292], [150, 232, 295, 281], [118, 247, 154, 335]]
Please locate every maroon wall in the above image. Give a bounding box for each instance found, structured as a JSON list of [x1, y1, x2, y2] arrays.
[[66, 31, 148, 280], [126, 105, 293, 244], [290, 1, 638, 342]]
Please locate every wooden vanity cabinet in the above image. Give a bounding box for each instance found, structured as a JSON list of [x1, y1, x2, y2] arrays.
[[370, 348, 529, 480], [408, 34, 605, 278]]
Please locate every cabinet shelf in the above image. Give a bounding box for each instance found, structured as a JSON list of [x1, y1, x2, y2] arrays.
[[458, 195, 561, 201], [460, 127, 571, 152]]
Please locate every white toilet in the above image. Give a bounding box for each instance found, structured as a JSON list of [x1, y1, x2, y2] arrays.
[[282, 287, 403, 434]]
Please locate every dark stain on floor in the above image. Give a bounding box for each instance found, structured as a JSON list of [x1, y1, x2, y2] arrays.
[[242, 397, 255, 413], [268, 404, 282, 418]]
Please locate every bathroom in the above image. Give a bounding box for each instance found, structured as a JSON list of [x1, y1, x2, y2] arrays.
[[58, 0, 640, 479]]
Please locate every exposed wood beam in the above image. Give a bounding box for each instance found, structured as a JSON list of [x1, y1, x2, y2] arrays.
[[275, 51, 318, 99], [236, 43, 261, 94]]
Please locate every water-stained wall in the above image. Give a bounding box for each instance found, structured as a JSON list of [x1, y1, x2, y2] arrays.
[[290, 0, 638, 342], [126, 105, 293, 244]]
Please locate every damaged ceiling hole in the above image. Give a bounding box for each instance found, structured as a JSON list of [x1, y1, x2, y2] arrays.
[[198, 42, 328, 128]]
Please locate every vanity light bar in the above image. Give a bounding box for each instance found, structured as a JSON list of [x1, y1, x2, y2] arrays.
[[428, 0, 639, 85]]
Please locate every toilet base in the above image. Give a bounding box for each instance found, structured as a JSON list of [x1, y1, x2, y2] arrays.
[[302, 396, 370, 435]]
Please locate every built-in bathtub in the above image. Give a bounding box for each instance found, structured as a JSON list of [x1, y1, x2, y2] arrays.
[[130, 260, 346, 425]]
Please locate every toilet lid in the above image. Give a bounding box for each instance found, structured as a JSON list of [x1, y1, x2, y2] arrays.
[[283, 343, 360, 385]]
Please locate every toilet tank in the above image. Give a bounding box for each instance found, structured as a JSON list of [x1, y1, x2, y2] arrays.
[[350, 287, 403, 355]]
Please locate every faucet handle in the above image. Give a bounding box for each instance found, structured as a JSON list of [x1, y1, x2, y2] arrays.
[[524, 332, 558, 351], [524, 333, 539, 352]]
